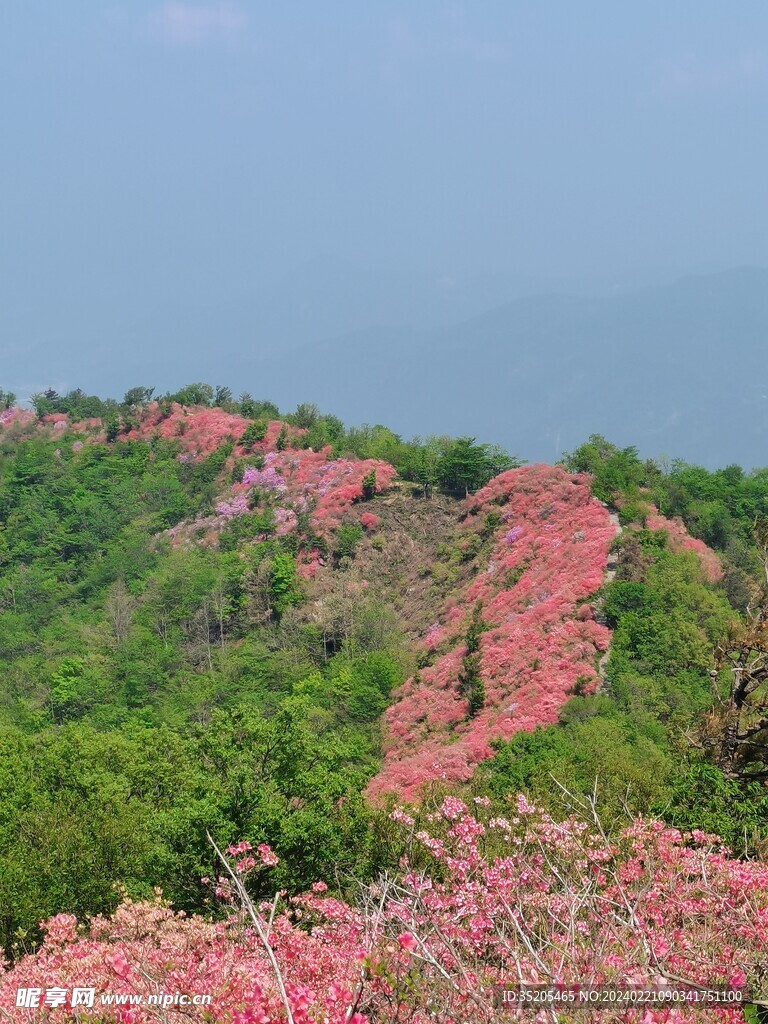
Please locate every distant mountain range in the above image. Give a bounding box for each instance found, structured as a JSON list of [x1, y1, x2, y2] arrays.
[[9, 265, 768, 468], [246, 266, 768, 468]]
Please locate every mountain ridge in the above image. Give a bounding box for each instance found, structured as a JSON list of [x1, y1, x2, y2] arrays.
[[7, 266, 768, 467]]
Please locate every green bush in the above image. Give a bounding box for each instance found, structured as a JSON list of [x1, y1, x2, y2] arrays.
[[335, 523, 364, 561]]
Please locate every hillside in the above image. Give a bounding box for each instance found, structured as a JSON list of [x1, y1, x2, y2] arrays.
[[369, 464, 616, 800], [1, 394, 768, 1018]]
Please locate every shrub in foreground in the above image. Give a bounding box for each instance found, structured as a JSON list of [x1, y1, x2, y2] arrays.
[[2, 797, 767, 1022]]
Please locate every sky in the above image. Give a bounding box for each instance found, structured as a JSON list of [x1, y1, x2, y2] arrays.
[[2, 2, 768, 400]]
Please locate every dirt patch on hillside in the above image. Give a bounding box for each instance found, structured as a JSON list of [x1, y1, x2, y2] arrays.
[[298, 483, 483, 644]]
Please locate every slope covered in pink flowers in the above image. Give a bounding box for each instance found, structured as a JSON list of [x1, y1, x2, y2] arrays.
[[166, 441, 397, 567], [125, 405, 397, 554], [368, 465, 618, 801], [123, 401, 255, 455], [0, 404, 732, 794], [0, 403, 397, 562]]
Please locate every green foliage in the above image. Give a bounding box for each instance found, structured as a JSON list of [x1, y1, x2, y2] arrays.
[[335, 523, 364, 561], [238, 395, 280, 419], [0, 703, 389, 951], [477, 702, 669, 826], [437, 437, 519, 495], [617, 499, 649, 526], [218, 509, 275, 552], [342, 428, 519, 498], [656, 758, 768, 853], [361, 468, 377, 499], [269, 551, 301, 617], [304, 414, 345, 453], [344, 424, 406, 465], [291, 652, 400, 735], [402, 435, 444, 495], [458, 603, 488, 717], [601, 581, 658, 626], [165, 382, 215, 407], [241, 420, 267, 447], [30, 388, 117, 421], [563, 432, 768, 559], [561, 434, 647, 503], [458, 652, 484, 717], [50, 657, 110, 724], [289, 402, 320, 429], [464, 600, 488, 654], [122, 386, 155, 408], [189, 438, 235, 486], [483, 509, 503, 536]]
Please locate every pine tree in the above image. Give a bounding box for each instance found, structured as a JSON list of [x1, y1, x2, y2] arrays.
[[458, 601, 487, 717]]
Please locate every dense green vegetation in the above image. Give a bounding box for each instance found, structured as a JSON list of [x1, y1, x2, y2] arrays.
[[0, 414, 406, 951], [0, 387, 524, 952], [564, 433, 767, 607], [2, 402, 768, 957]]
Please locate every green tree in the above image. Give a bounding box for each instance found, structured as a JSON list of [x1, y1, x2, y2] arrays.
[[168, 383, 215, 407], [122, 386, 155, 408], [438, 437, 517, 495], [269, 552, 301, 617], [562, 435, 646, 503], [241, 421, 267, 447], [291, 402, 320, 429], [335, 523, 364, 562], [239, 396, 280, 419], [458, 603, 488, 716]]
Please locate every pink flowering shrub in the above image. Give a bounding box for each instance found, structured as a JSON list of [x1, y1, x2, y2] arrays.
[[0, 407, 36, 430], [0, 896, 368, 1024], [242, 464, 287, 493], [118, 405, 310, 461], [363, 797, 768, 1022], [0, 402, 397, 557], [168, 443, 396, 554], [71, 417, 103, 433], [1, 801, 766, 1022], [360, 512, 379, 530], [215, 494, 250, 520], [122, 403, 252, 457], [369, 465, 617, 800], [644, 505, 723, 583], [42, 414, 69, 430]]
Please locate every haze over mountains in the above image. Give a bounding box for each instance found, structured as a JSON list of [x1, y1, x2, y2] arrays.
[[9, 265, 768, 469]]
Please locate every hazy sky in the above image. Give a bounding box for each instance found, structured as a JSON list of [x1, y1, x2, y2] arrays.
[[2, 2, 768, 388]]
